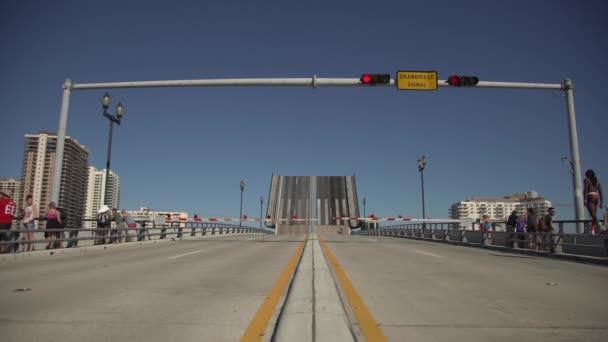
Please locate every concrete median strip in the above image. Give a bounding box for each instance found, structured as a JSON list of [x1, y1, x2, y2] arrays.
[[273, 233, 355, 341]]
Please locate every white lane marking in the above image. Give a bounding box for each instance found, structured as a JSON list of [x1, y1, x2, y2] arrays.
[[414, 249, 443, 258], [245, 237, 257, 241], [168, 250, 204, 259]]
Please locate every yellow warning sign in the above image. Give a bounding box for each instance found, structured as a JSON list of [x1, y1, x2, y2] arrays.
[[396, 71, 438, 91]]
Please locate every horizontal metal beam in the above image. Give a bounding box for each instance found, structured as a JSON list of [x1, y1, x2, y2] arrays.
[[69, 77, 564, 91]]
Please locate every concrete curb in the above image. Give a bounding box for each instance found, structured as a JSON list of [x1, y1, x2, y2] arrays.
[[387, 235, 608, 267], [0, 233, 258, 261]]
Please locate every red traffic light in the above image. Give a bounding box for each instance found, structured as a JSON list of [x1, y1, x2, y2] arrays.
[[360, 74, 390, 85], [446, 75, 479, 87]]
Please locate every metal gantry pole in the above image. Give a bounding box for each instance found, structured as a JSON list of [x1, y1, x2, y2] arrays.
[[49, 76, 583, 229], [563, 79, 585, 233], [50, 79, 72, 204]]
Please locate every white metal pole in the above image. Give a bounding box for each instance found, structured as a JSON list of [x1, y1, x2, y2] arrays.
[[50, 79, 72, 204], [563, 79, 585, 233], [70, 78, 563, 90]]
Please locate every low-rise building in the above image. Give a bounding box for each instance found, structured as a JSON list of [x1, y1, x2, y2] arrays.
[[450, 191, 552, 222], [126, 207, 188, 225]]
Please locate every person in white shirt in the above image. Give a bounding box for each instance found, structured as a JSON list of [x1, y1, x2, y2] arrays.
[[21, 194, 38, 252]]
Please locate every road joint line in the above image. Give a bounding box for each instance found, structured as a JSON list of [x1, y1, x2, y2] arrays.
[[167, 250, 204, 259]]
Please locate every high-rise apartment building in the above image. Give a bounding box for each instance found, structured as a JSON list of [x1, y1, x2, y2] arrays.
[[450, 191, 552, 221], [20, 132, 89, 228], [0, 178, 21, 206], [85, 167, 120, 228]]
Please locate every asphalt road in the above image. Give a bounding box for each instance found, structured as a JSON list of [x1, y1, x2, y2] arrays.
[[4, 233, 607, 342], [321, 234, 608, 341], [0, 234, 305, 342]]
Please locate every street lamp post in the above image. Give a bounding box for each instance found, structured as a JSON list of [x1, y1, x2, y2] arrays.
[[239, 180, 245, 228], [362, 196, 367, 230], [101, 92, 124, 206], [417, 155, 427, 229], [259, 196, 264, 230]]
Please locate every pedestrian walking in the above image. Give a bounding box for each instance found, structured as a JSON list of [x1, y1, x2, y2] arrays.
[[0, 189, 17, 254], [112, 208, 125, 244], [526, 207, 538, 250], [21, 194, 37, 252], [60, 207, 79, 248], [584, 170, 603, 234], [544, 207, 556, 253], [123, 210, 136, 242], [604, 205, 608, 232], [515, 211, 527, 248], [44, 202, 62, 249], [95, 205, 113, 245], [482, 215, 492, 245], [138, 220, 152, 241], [506, 210, 518, 248]]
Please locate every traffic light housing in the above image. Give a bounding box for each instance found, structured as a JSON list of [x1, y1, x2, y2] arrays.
[[446, 75, 479, 87], [360, 74, 391, 85]]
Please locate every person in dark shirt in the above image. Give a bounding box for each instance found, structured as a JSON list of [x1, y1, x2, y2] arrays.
[[544, 207, 556, 253], [526, 207, 538, 250], [506, 210, 518, 248]]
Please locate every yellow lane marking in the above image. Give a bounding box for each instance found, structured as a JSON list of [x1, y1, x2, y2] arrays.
[[319, 235, 388, 342], [240, 235, 308, 342]]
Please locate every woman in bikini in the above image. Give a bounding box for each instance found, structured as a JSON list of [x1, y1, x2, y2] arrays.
[[584, 169, 603, 233]]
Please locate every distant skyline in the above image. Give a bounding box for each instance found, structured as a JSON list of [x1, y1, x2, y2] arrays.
[[1, 0, 607, 221]]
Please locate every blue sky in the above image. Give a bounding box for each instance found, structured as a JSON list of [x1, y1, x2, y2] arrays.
[[1, 0, 606, 220]]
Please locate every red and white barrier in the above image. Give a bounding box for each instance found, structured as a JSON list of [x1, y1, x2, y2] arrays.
[[333, 217, 460, 223], [167, 217, 320, 223]]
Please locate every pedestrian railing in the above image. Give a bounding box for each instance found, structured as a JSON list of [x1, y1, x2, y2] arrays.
[[353, 220, 608, 258], [0, 219, 270, 254]]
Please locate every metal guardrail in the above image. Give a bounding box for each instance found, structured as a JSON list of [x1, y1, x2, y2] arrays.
[[0, 219, 271, 254], [353, 220, 608, 258]]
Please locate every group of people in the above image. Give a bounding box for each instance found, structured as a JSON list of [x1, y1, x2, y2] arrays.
[[94, 205, 137, 245], [0, 189, 70, 253], [0, 187, 141, 252], [505, 207, 557, 252]]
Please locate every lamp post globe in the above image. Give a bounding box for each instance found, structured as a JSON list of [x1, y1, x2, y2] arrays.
[[101, 92, 111, 109]]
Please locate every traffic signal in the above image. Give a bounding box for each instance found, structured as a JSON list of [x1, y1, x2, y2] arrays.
[[360, 74, 391, 85], [445, 75, 479, 87]]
